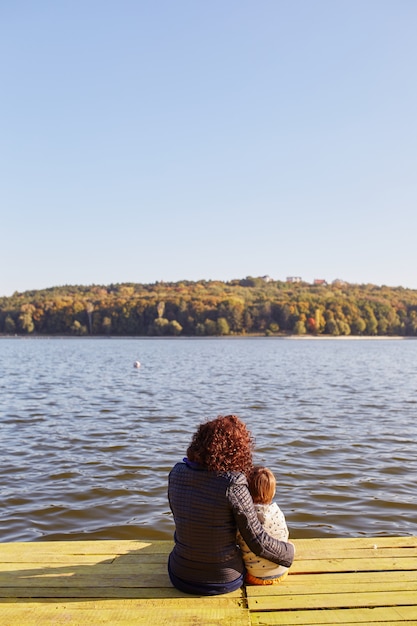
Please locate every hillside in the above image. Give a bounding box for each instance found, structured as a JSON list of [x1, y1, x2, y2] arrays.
[[1, 278, 417, 337]]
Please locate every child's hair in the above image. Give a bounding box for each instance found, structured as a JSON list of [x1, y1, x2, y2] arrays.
[[248, 466, 276, 504]]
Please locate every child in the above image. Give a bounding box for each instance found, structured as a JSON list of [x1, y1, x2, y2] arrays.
[[238, 466, 291, 585]]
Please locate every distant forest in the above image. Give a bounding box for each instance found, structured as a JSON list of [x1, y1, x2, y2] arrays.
[[2, 277, 417, 337]]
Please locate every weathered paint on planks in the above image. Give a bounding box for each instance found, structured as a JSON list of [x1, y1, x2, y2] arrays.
[[0, 536, 416, 625]]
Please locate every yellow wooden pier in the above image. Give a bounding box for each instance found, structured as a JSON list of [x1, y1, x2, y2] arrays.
[[1, 536, 416, 625]]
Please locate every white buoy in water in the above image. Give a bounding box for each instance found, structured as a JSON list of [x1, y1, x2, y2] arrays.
[[134, 361, 141, 368]]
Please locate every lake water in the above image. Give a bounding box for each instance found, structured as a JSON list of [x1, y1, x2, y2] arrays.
[[1, 336, 416, 543]]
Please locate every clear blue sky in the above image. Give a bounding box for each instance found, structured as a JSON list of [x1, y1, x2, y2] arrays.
[[1, 1, 416, 296]]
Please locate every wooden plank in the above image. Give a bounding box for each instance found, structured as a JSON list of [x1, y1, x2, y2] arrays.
[[293, 547, 417, 559], [4, 554, 414, 577], [0, 553, 168, 566], [2, 537, 413, 559], [0, 587, 243, 599], [0, 602, 250, 626], [291, 556, 417, 574], [247, 537, 417, 624], [0, 572, 171, 598], [293, 536, 417, 550], [0, 564, 244, 596], [0, 540, 171, 561], [250, 605, 417, 625], [257, 570, 417, 587], [0, 562, 169, 578], [248, 589, 417, 611], [1, 537, 417, 626], [247, 571, 417, 596], [0, 557, 115, 568]]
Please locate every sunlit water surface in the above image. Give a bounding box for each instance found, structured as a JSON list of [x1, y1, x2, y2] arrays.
[[1, 337, 416, 542]]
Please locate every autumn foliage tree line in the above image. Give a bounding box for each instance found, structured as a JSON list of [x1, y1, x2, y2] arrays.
[[2, 277, 417, 337]]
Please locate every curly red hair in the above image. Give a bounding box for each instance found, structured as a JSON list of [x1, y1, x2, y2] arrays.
[[187, 414, 254, 474]]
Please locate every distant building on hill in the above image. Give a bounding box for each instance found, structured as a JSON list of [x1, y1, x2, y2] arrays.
[[286, 276, 302, 283], [313, 279, 327, 286]]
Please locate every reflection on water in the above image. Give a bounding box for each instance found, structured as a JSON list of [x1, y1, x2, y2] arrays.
[[1, 337, 416, 542]]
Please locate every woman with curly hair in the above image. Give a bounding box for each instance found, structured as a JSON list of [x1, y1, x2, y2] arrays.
[[168, 414, 295, 595]]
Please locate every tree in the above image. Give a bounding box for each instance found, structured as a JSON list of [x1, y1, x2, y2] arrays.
[[102, 316, 112, 335], [362, 305, 378, 335], [293, 317, 307, 335], [85, 302, 94, 335], [222, 298, 245, 332], [217, 317, 230, 335], [268, 322, 280, 334], [350, 316, 366, 335], [406, 311, 417, 335], [243, 310, 253, 333], [71, 320, 88, 335], [151, 317, 170, 336], [18, 305, 35, 334], [168, 320, 183, 336], [4, 314, 16, 334], [338, 320, 351, 335], [2, 279, 417, 337], [314, 307, 326, 334], [306, 317, 316, 333], [204, 319, 217, 335], [325, 312, 339, 335]]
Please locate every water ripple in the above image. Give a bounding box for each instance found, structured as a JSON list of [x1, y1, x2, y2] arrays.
[[1, 337, 417, 541]]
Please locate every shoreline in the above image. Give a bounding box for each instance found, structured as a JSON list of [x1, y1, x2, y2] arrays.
[[1, 333, 416, 341]]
